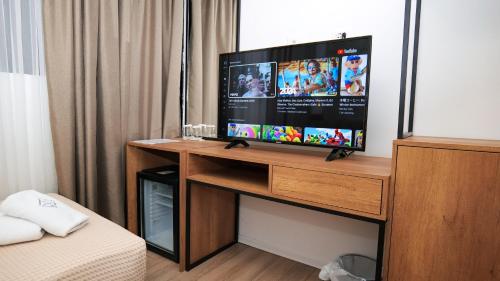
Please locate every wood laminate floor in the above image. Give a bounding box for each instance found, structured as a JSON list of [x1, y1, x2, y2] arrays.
[[146, 243, 321, 281]]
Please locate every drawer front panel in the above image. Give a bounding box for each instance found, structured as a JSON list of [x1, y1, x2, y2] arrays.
[[272, 166, 382, 215]]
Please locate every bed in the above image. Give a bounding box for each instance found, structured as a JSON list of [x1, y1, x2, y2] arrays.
[[0, 194, 146, 281]]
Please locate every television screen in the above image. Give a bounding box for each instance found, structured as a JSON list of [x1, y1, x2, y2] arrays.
[[218, 36, 371, 151]]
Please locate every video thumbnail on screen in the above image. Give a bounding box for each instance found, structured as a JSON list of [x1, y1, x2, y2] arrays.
[[353, 130, 364, 148], [304, 127, 352, 147], [227, 123, 261, 139], [341, 54, 368, 96], [228, 63, 277, 98], [262, 125, 303, 143], [277, 58, 339, 97]]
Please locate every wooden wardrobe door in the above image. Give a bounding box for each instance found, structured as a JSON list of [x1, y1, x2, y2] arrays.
[[388, 146, 500, 281]]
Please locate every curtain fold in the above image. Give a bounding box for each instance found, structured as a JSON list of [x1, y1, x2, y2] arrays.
[[188, 0, 238, 126], [43, 0, 183, 225]]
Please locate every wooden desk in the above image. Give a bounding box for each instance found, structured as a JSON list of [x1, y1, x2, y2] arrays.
[[187, 145, 391, 220], [126, 139, 391, 276]]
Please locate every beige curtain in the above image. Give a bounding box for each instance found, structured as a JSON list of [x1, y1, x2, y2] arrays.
[[188, 0, 238, 126], [43, 0, 183, 226]]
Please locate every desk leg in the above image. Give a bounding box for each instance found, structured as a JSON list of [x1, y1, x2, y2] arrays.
[[185, 180, 238, 271], [375, 222, 386, 281]]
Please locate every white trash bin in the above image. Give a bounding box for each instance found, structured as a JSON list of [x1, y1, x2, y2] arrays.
[[319, 254, 376, 281]]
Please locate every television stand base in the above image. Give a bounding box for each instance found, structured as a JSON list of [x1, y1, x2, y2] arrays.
[[224, 140, 250, 149], [325, 148, 354, 161]]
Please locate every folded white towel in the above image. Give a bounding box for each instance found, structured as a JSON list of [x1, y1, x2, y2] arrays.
[[0, 190, 89, 237], [0, 212, 44, 245]]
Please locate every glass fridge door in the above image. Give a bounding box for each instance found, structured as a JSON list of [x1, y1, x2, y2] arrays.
[[141, 178, 175, 253]]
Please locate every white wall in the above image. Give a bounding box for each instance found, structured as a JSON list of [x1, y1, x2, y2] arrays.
[[239, 196, 378, 268], [413, 0, 500, 138], [240, 0, 405, 158], [238, 0, 405, 268]]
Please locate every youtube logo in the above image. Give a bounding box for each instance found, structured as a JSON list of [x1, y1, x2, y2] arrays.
[[337, 48, 358, 55]]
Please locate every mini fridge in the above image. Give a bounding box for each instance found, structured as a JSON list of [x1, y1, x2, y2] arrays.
[[137, 166, 179, 262]]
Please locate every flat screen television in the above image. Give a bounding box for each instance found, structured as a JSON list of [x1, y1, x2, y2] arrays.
[[218, 36, 371, 152]]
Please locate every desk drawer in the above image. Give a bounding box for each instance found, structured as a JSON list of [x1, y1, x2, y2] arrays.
[[272, 166, 382, 215]]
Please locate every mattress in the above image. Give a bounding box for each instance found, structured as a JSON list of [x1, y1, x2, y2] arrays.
[[0, 194, 146, 281]]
